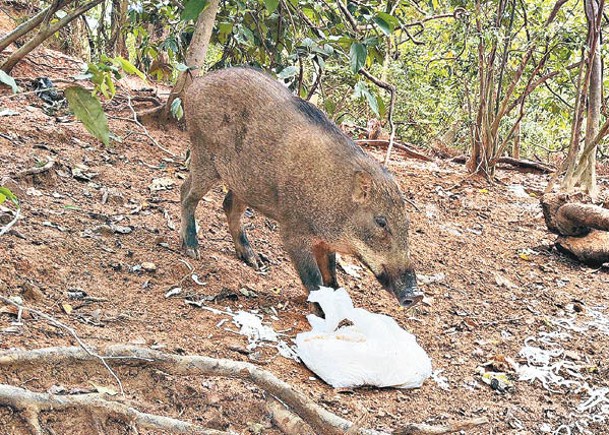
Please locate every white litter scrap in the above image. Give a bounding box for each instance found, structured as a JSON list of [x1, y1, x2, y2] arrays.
[[232, 311, 278, 349], [200, 305, 299, 360], [514, 307, 609, 434], [507, 184, 530, 198], [295, 287, 432, 389]]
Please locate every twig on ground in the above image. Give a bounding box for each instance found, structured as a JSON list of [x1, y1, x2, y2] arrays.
[[14, 159, 55, 178], [0, 297, 124, 396], [0, 384, 228, 435], [0, 207, 20, 237], [125, 94, 177, 158]]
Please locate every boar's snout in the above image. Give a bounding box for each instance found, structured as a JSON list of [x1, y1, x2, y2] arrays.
[[377, 267, 424, 309]]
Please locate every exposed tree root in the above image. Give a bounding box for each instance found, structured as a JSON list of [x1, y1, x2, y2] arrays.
[[393, 417, 491, 435], [266, 397, 311, 435], [0, 346, 490, 435], [0, 383, 228, 435], [125, 94, 178, 158], [541, 193, 609, 265], [0, 296, 124, 395], [556, 230, 609, 266]]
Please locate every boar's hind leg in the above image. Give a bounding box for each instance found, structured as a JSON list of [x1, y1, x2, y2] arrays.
[[180, 168, 218, 259], [313, 247, 338, 288], [223, 190, 259, 269]]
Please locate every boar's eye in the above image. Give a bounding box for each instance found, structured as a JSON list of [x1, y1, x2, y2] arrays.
[[374, 216, 388, 229]]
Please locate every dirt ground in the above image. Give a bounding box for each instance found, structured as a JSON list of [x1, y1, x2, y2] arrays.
[[1, 47, 609, 435]]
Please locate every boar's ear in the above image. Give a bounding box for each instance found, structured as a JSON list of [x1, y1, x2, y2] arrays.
[[353, 171, 373, 204]]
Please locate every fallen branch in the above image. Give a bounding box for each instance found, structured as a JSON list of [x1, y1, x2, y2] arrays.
[[14, 159, 55, 179], [0, 345, 490, 435], [0, 1, 73, 53], [355, 139, 433, 162], [452, 155, 555, 173], [556, 230, 609, 265], [556, 203, 609, 235], [0, 384, 227, 435]]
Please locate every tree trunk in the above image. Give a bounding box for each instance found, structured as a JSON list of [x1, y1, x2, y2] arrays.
[[580, 0, 601, 198], [141, 0, 220, 126], [0, 0, 104, 73], [512, 121, 520, 159], [0, 4, 61, 53], [107, 0, 128, 57], [562, 0, 603, 196]]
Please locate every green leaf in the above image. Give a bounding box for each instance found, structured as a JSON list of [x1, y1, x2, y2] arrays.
[[353, 81, 379, 116], [277, 65, 298, 79], [171, 97, 184, 120], [364, 89, 379, 116], [376, 94, 386, 118], [181, 0, 209, 21], [64, 86, 110, 147], [264, 0, 279, 14], [175, 63, 190, 72], [374, 12, 399, 35], [105, 73, 116, 98], [0, 70, 18, 93], [430, 0, 440, 11], [349, 43, 367, 74], [0, 187, 18, 206], [115, 57, 146, 80]]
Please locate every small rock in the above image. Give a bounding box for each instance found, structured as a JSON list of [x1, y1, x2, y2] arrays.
[[141, 262, 157, 273], [21, 282, 44, 301], [202, 408, 227, 430], [564, 350, 581, 361]]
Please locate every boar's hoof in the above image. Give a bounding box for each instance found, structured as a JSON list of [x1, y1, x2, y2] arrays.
[[183, 246, 200, 260], [309, 302, 325, 319], [239, 252, 260, 270]]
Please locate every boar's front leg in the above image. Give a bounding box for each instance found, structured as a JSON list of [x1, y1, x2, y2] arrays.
[[222, 190, 259, 269], [313, 246, 338, 288], [282, 233, 323, 293]]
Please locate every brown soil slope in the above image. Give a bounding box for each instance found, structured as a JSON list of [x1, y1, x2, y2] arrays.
[[1, 52, 609, 435]]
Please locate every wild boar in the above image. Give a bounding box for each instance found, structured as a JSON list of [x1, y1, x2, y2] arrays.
[[181, 67, 423, 308]]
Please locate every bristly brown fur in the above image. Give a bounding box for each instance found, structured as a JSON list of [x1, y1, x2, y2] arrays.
[[180, 67, 418, 305]]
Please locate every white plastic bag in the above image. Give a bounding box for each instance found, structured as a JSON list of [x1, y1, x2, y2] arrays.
[[295, 287, 432, 389]]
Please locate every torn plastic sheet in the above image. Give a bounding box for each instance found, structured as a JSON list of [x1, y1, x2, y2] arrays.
[[295, 287, 432, 389]]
